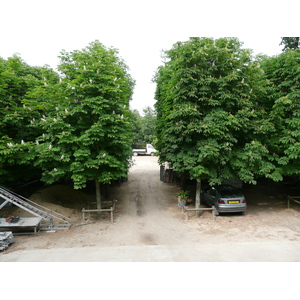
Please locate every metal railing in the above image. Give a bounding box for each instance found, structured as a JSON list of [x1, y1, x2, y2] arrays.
[[0, 187, 71, 230]]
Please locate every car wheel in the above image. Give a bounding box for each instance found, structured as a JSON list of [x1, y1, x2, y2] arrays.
[[133, 152, 138, 156]]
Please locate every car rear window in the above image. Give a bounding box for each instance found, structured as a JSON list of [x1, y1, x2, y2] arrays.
[[219, 187, 243, 198]]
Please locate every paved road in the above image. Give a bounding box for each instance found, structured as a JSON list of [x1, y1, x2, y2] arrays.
[[1, 241, 300, 262]]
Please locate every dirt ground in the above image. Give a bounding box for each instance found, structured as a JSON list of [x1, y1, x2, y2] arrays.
[[1, 156, 300, 261]]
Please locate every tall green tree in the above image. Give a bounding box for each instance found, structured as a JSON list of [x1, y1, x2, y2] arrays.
[[2, 41, 135, 209], [30, 41, 135, 208], [129, 109, 143, 148], [0, 55, 59, 183], [129, 106, 157, 148], [140, 106, 157, 146], [259, 49, 300, 178], [154, 37, 270, 210]]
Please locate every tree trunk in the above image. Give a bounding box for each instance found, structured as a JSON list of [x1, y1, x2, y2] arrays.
[[195, 180, 201, 217], [95, 179, 101, 216]]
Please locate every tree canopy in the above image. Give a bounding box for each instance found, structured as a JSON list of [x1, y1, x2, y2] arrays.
[[0, 55, 60, 183], [154, 37, 292, 186], [130, 106, 157, 148], [280, 37, 300, 51], [1, 41, 135, 197], [1, 37, 300, 201], [259, 49, 300, 178]]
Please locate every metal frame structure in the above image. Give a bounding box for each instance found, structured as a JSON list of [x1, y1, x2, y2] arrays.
[[0, 187, 71, 231], [0, 231, 14, 251]]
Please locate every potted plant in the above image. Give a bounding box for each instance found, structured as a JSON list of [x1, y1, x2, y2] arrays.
[[177, 191, 189, 207]]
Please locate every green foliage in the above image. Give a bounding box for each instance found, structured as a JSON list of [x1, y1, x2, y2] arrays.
[[260, 49, 300, 176], [154, 37, 274, 185], [31, 41, 135, 189], [129, 109, 143, 148], [280, 37, 300, 51], [140, 106, 157, 146], [2, 38, 300, 190], [129, 106, 157, 148], [1, 41, 135, 189], [0, 55, 59, 183]]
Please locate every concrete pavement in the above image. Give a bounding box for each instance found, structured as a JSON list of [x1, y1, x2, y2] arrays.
[[1, 241, 300, 262]]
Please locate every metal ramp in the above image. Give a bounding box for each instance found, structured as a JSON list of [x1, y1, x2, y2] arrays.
[[0, 187, 71, 230]]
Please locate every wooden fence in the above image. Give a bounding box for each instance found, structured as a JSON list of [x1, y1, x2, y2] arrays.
[[287, 196, 300, 209], [183, 206, 216, 221], [82, 200, 117, 223]]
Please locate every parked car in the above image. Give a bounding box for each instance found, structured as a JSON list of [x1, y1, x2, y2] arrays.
[[132, 144, 158, 156], [201, 184, 247, 216]]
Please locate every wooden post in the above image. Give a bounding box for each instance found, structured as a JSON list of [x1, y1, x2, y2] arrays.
[[95, 179, 101, 217], [111, 208, 113, 223], [195, 180, 201, 217]]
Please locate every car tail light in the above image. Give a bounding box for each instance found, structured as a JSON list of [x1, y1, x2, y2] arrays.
[[218, 200, 225, 204], [242, 199, 246, 203]]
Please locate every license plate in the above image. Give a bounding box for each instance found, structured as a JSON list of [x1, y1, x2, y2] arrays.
[[228, 200, 240, 204]]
